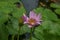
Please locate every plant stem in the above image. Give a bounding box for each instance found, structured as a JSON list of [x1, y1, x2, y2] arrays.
[[17, 27, 20, 40], [17, 34, 19, 40], [30, 28, 33, 40], [12, 35, 14, 40]]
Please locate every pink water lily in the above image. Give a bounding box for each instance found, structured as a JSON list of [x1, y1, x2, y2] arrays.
[[22, 11, 42, 28]]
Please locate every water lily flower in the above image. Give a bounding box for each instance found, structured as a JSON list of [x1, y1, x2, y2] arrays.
[[22, 11, 42, 28]]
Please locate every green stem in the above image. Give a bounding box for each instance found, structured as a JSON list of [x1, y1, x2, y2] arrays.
[[30, 28, 33, 40], [12, 35, 14, 40], [17, 27, 20, 40], [17, 34, 19, 40]]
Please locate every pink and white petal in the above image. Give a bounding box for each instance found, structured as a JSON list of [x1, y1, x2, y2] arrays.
[[24, 22, 28, 24], [29, 11, 36, 19], [23, 14, 29, 21], [28, 25, 33, 28], [23, 14, 28, 18], [23, 14, 27, 20], [36, 22, 41, 25], [24, 18, 29, 24]]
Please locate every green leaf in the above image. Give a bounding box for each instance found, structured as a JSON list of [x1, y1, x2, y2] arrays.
[[34, 7, 44, 13], [55, 9, 60, 15], [34, 20, 60, 40], [12, 7, 26, 18], [0, 0, 19, 2], [0, 24, 8, 40], [41, 20, 60, 35], [6, 18, 19, 35], [0, 2, 14, 14], [50, 3, 60, 8], [0, 12, 9, 24], [19, 25, 30, 35], [34, 25, 44, 40], [31, 37, 38, 40], [34, 8, 58, 21]]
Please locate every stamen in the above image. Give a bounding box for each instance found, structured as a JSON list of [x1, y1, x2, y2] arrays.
[[28, 18, 36, 25]]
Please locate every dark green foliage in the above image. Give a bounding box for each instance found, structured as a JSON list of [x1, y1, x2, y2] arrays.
[[0, 0, 60, 40]]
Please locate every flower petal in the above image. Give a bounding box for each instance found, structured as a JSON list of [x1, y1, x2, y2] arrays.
[[23, 12, 42, 28], [24, 22, 27, 24], [36, 14, 42, 21], [29, 11, 36, 19], [23, 14, 29, 24], [38, 13, 42, 19], [28, 25, 33, 28], [36, 22, 41, 24], [22, 14, 27, 21]]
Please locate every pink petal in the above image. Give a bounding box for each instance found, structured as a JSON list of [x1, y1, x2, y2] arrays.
[[38, 13, 42, 19], [36, 14, 42, 21], [23, 14, 27, 21], [23, 14, 29, 24], [24, 18, 29, 24], [29, 11, 36, 19], [36, 22, 41, 24]]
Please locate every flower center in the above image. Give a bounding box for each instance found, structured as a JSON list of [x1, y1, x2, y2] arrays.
[[28, 18, 36, 25]]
